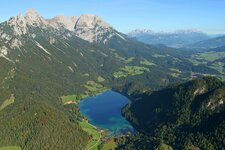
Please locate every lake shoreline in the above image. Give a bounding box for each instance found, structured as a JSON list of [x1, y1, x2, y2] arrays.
[[78, 90, 136, 149]]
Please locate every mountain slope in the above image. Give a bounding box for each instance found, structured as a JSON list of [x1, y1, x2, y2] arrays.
[[0, 100, 89, 150], [122, 77, 225, 149], [186, 35, 225, 50], [0, 9, 127, 149], [210, 45, 225, 52]]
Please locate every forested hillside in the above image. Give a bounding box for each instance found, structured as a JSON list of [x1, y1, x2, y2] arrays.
[[120, 77, 225, 149]]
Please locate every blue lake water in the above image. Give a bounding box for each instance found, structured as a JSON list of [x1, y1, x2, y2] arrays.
[[79, 90, 135, 136]]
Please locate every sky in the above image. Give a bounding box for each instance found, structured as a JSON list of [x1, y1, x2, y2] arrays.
[[0, 0, 225, 34]]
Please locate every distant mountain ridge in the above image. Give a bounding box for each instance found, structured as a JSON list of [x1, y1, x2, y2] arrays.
[[127, 29, 210, 48], [186, 35, 225, 50]]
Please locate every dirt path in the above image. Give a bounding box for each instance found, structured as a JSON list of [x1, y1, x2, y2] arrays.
[[87, 134, 101, 150], [86, 121, 102, 150]]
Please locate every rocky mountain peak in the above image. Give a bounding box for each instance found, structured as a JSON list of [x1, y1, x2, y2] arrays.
[[26, 8, 40, 18], [47, 15, 78, 31], [75, 14, 111, 29], [73, 14, 115, 43], [25, 8, 47, 26], [6, 8, 48, 36], [7, 12, 27, 35], [3, 9, 126, 43]]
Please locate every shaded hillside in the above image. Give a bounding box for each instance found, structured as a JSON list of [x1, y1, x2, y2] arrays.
[[121, 77, 225, 149], [210, 45, 225, 52]]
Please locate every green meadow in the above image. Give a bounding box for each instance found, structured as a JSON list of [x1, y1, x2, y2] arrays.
[[0, 94, 15, 111], [114, 66, 150, 78], [196, 52, 225, 62], [79, 120, 101, 150], [61, 80, 108, 104], [140, 59, 156, 66], [0, 146, 21, 150]]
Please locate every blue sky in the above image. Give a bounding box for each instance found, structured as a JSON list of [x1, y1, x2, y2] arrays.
[[0, 0, 225, 34]]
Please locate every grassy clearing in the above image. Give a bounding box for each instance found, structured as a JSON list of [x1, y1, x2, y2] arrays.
[[80, 120, 101, 150], [188, 59, 207, 65], [114, 66, 150, 78], [61, 94, 90, 104], [140, 59, 156, 66], [61, 81, 108, 104], [172, 57, 182, 62], [189, 51, 225, 74], [84, 81, 107, 93], [114, 53, 134, 63], [83, 73, 90, 77], [169, 68, 181, 73], [220, 76, 225, 81], [169, 68, 181, 78], [152, 54, 167, 58], [102, 139, 117, 150], [156, 143, 173, 150], [97, 76, 105, 82], [79, 93, 89, 99], [124, 57, 135, 63], [193, 52, 225, 62], [0, 146, 21, 150], [0, 94, 15, 111], [209, 62, 225, 74], [113, 71, 127, 78], [170, 73, 180, 78], [60, 95, 78, 104]]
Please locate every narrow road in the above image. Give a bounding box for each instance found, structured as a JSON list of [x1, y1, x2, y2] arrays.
[[87, 134, 101, 150], [86, 121, 102, 150]]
